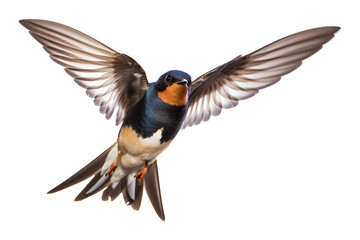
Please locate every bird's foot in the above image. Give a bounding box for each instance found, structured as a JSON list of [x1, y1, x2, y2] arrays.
[[135, 162, 149, 184], [106, 151, 120, 176]]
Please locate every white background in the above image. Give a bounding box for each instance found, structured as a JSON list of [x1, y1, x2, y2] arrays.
[[1, 0, 359, 239]]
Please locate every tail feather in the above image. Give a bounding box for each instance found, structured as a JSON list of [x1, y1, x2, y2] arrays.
[[144, 160, 165, 221], [122, 161, 164, 215], [74, 173, 111, 201], [122, 176, 144, 211], [102, 178, 126, 201], [48, 143, 116, 194], [47, 144, 165, 220], [131, 183, 144, 211]]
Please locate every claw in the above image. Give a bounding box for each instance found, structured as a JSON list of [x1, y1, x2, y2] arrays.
[[135, 162, 149, 184], [106, 151, 120, 176]]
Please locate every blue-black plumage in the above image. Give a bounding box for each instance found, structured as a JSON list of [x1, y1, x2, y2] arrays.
[[122, 70, 191, 143]]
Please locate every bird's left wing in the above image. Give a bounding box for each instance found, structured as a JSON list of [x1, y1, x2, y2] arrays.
[[20, 19, 148, 125], [182, 26, 339, 129]]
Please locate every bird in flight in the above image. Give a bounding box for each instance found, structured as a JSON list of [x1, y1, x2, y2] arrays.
[[20, 19, 339, 220]]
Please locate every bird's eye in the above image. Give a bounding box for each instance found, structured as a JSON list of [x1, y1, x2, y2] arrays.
[[165, 75, 171, 82]]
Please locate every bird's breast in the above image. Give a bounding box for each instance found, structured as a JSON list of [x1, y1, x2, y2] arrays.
[[118, 125, 172, 168], [117, 85, 188, 168]]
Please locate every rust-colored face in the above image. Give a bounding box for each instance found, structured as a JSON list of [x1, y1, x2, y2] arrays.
[[157, 84, 189, 106], [154, 70, 191, 106]]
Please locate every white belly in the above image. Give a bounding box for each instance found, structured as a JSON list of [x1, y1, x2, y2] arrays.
[[117, 126, 171, 168]]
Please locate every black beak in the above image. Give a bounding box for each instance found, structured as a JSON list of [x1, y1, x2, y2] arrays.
[[175, 79, 188, 86]]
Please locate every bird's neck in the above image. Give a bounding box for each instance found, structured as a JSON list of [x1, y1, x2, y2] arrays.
[[121, 85, 188, 143]]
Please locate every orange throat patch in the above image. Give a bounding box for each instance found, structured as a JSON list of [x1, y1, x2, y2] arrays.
[[158, 84, 188, 106]]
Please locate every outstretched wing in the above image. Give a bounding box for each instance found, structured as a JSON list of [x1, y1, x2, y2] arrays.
[[20, 19, 149, 125], [182, 26, 340, 129]]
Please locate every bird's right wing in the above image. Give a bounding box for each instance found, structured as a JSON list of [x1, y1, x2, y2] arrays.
[[20, 19, 149, 125]]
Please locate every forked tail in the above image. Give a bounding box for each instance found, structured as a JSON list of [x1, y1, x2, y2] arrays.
[[48, 143, 165, 220]]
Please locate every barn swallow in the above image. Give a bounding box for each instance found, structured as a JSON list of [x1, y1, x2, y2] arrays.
[[20, 19, 339, 220]]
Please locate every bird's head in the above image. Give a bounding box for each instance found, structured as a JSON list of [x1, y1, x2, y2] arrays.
[[155, 70, 192, 106]]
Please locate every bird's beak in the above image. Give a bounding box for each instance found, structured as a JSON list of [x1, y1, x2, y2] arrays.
[[175, 79, 188, 86]]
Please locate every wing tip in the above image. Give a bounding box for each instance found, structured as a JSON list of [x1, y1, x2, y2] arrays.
[[316, 25, 340, 31], [298, 25, 341, 36], [19, 19, 26, 26], [19, 19, 33, 31], [19, 19, 42, 29], [326, 26, 341, 33], [323, 26, 341, 38]]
